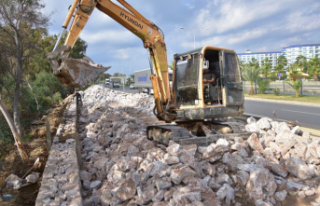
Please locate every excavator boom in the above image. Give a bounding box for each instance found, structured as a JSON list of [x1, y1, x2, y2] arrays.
[[49, 0, 171, 117], [49, 0, 249, 146]]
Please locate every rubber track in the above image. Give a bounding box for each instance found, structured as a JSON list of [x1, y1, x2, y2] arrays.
[[147, 125, 190, 140]]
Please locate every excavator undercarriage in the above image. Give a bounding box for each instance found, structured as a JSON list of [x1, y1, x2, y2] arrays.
[[147, 118, 252, 146]]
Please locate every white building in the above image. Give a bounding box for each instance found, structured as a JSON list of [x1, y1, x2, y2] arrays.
[[282, 44, 320, 64], [238, 44, 320, 67], [237, 50, 282, 68]]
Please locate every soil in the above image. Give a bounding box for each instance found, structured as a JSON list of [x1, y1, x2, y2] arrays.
[[0, 98, 70, 205]]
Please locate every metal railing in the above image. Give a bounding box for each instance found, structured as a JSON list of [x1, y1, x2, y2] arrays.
[[243, 81, 320, 96]]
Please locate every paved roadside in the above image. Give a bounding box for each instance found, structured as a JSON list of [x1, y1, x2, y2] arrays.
[[245, 97, 320, 108], [300, 127, 320, 139]]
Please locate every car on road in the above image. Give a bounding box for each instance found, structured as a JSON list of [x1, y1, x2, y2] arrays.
[[142, 88, 154, 95], [130, 83, 135, 89], [112, 81, 120, 88]]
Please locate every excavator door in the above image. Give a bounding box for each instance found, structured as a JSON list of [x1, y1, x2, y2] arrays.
[[220, 50, 244, 106]]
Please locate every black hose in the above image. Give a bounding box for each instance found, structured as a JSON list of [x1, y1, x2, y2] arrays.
[[78, 0, 95, 14], [153, 105, 157, 116]]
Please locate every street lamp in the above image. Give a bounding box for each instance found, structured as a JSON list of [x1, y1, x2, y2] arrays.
[[122, 67, 125, 92], [180, 27, 208, 49], [123, 57, 127, 92]]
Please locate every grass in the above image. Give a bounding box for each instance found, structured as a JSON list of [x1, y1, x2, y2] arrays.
[[245, 93, 320, 104]]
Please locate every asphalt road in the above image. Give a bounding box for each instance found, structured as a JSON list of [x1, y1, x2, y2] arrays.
[[244, 99, 320, 130]]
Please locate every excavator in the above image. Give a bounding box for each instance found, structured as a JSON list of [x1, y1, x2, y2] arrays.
[[48, 0, 250, 146]]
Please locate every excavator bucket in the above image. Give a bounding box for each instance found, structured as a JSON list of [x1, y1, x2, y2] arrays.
[[47, 46, 111, 88]]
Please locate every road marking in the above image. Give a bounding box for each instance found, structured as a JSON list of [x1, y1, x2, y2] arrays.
[[281, 109, 320, 116]]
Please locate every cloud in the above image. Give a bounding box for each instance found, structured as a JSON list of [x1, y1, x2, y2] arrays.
[[81, 29, 136, 45], [44, 0, 320, 75], [193, 0, 283, 34], [284, 5, 320, 32]]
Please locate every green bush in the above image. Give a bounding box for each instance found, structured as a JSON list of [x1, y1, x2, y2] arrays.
[[257, 80, 269, 94], [31, 71, 68, 111], [22, 133, 32, 141], [273, 88, 280, 96], [52, 92, 63, 104]]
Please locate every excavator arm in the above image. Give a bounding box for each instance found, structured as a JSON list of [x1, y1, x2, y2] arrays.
[[48, 0, 173, 120]]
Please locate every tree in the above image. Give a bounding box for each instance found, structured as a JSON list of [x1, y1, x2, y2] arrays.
[[295, 55, 307, 72], [31, 71, 68, 111], [275, 55, 288, 79], [168, 60, 174, 70], [26, 31, 56, 79], [59, 32, 88, 59], [130, 74, 134, 79], [261, 58, 272, 79], [307, 57, 320, 81], [98, 73, 111, 82], [0, 0, 49, 163], [113, 72, 126, 77], [242, 58, 261, 95], [287, 63, 302, 81], [287, 80, 302, 98]]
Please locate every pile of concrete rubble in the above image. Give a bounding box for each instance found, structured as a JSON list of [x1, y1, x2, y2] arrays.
[[77, 85, 320, 206]]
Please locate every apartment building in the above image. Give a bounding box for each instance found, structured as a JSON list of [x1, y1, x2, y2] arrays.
[[237, 50, 282, 68], [237, 44, 320, 67], [282, 44, 320, 64]]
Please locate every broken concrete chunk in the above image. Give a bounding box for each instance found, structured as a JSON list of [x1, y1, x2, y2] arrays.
[[277, 122, 291, 133], [166, 143, 180, 156], [6, 180, 22, 190], [236, 171, 249, 187], [5, 174, 22, 182], [26, 172, 40, 183], [245, 123, 259, 132], [286, 181, 309, 191], [170, 166, 196, 185], [164, 153, 180, 165], [246, 168, 276, 200], [90, 180, 102, 189], [114, 178, 136, 202], [58, 86, 320, 206], [247, 133, 264, 153], [256, 117, 272, 130], [216, 183, 235, 206], [216, 138, 230, 147], [285, 157, 315, 180], [247, 116, 257, 124], [274, 190, 287, 201]]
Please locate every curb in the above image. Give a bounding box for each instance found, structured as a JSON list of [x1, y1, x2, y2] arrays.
[[245, 97, 320, 108]]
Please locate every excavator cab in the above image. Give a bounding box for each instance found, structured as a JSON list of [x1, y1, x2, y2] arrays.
[[148, 46, 249, 146], [173, 46, 244, 121]]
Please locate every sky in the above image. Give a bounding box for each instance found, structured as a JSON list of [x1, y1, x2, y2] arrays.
[[43, 0, 320, 75]]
